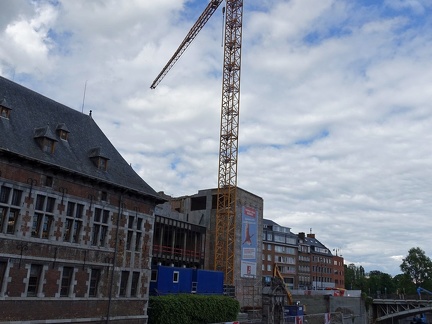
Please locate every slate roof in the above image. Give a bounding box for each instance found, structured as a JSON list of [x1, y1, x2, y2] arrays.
[[0, 76, 164, 202], [263, 218, 279, 228], [263, 219, 333, 256], [303, 236, 333, 256]]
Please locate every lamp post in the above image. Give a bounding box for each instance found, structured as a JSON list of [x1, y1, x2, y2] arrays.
[[321, 263, 324, 289], [16, 242, 28, 269], [318, 258, 324, 290]]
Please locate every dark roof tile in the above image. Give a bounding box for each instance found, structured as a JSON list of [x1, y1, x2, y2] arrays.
[[0, 76, 163, 202]]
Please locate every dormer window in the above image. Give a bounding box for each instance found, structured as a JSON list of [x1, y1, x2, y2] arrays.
[[34, 125, 58, 154], [98, 157, 108, 171], [56, 123, 70, 141], [89, 147, 110, 171], [59, 130, 68, 140], [0, 98, 12, 119], [1, 107, 10, 119], [42, 138, 56, 153]]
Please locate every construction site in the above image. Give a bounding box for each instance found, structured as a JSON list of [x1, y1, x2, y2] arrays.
[[149, 0, 260, 310], [0, 0, 366, 323], [148, 2, 358, 323]]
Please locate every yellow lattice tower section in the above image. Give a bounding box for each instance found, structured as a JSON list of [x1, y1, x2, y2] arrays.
[[215, 0, 244, 285], [151, 0, 244, 286]]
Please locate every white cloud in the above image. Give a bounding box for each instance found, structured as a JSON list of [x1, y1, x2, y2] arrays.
[[0, 1, 57, 74], [1, 0, 432, 276]]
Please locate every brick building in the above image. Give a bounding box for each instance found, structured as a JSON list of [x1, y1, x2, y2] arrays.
[[304, 232, 335, 290], [0, 76, 164, 323], [262, 219, 298, 289], [332, 252, 345, 288], [262, 219, 344, 291]]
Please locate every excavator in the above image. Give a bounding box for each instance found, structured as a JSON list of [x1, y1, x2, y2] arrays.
[[411, 288, 431, 324], [417, 287, 432, 300], [273, 263, 304, 317]]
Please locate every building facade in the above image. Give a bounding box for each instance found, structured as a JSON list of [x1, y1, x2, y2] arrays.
[[332, 253, 345, 288], [153, 188, 264, 309], [152, 195, 207, 269], [306, 232, 335, 290], [0, 77, 163, 323], [262, 219, 298, 289], [263, 219, 344, 291]]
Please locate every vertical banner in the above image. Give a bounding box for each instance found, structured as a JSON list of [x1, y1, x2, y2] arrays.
[[325, 313, 331, 324], [241, 206, 257, 277], [296, 316, 304, 324]]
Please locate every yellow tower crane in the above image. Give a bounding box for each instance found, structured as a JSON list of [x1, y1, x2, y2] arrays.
[[151, 0, 244, 285]]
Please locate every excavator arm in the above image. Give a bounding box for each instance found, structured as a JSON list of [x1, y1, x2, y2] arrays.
[[150, 0, 224, 89], [417, 287, 432, 299], [273, 263, 294, 305]]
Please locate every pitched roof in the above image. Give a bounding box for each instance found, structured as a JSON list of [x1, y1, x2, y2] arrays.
[[263, 219, 279, 227], [304, 236, 333, 256], [0, 76, 163, 202]]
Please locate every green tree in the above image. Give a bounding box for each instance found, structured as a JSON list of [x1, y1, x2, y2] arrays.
[[344, 264, 367, 290], [344, 264, 355, 290], [400, 247, 432, 286], [367, 271, 395, 297], [393, 273, 416, 296]]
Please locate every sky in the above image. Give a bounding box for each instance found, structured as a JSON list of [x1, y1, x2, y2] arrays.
[[1, 0, 431, 276]]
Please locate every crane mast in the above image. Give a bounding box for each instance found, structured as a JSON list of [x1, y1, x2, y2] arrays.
[[151, 0, 244, 286], [215, 0, 243, 286]]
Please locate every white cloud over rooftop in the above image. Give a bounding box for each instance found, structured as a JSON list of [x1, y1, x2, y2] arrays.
[[1, 0, 431, 276]]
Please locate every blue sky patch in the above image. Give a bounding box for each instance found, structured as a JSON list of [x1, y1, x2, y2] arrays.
[[295, 129, 329, 146], [47, 28, 73, 56]]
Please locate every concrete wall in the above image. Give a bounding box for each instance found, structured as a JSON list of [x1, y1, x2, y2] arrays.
[[293, 293, 367, 324]]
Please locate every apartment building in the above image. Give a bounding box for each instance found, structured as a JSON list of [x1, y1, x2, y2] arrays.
[[297, 232, 312, 289], [332, 252, 345, 288], [304, 232, 335, 290], [262, 219, 298, 290], [0, 76, 164, 323], [263, 219, 344, 290]]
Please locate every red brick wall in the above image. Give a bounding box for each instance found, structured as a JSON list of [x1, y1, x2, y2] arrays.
[[0, 158, 157, 322], [0, 299, 148, 322]]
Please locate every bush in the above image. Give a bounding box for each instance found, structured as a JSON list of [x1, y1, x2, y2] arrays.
[[148, 294, 240, 324]]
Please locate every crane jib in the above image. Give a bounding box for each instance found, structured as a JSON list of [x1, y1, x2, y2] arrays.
[[150, 0, 224, 89]]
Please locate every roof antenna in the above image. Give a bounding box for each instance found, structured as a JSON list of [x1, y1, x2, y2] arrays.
[[81, 80, 88, 113]]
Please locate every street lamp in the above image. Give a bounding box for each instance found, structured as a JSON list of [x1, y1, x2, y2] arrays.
[[321, 263, 324, 289]]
